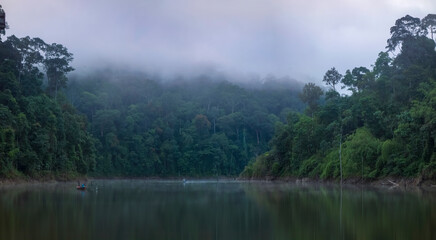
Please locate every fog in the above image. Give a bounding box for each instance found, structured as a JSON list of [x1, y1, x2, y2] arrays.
[[2, 0, 435, 84]]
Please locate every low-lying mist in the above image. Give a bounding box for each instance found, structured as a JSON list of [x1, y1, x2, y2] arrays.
[[69, 66, 305, 91]]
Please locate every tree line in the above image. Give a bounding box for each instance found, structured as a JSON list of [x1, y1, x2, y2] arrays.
[[67, 72, 303, 176], [0, 36, 96, 178], [2, 13, 434, 180], [241, 14, 436, 181], [0, 34, 304, 178]]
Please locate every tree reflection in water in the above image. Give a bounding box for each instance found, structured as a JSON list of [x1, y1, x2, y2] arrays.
[[0, 180, 434, 240]]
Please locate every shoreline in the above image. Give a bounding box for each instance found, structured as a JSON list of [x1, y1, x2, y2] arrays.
[[1, 175, 435, 189], [238, 176, 436, 190]]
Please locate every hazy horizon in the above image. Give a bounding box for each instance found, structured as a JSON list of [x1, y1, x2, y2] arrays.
[[2, 0, 435, 84]]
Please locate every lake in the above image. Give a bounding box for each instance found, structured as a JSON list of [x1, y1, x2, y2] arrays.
[[0, 180, 434, 240]]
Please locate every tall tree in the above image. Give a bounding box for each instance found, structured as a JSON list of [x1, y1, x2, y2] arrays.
[[6, 36, 74, 98], [373, 52, 392, 78], [340, 67, 373, 93], [299, 83, 323, 117], [323, 67, 342, 91], [43, 43, 74, 100], [387, 15, 426, 52], [422, 14, 436, 41], [7, 36, 45, 96]]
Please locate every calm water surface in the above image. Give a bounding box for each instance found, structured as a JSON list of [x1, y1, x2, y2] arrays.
[[0, 180, 435, 240]]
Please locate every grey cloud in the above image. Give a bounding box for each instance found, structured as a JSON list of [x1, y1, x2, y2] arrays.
[[2, 0, 436, 83]]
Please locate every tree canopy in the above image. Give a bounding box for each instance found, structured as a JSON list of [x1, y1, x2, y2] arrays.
[[2, 13, 435, 181], [0, 36, 95, 178], [242, 13, 436, 181]]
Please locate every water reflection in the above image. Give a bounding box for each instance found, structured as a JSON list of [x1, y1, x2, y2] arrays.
[[0, 180, 434, 240], [243, 183, 435, 240]]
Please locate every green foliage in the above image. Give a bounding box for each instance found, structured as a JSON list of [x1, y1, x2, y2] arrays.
[[319, 149, 341, 179], [341, 128, 381, 178], [298, 154, 322, 177], [240, 153, 273, 178], [243, 13, 436, 180], [0, 36, 95, 178], [299, 83, 323, 116], [67, 71, 303, 177], [4, 13, 436, 180]]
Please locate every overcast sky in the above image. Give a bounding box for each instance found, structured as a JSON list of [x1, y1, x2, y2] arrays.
[[2, 0, 435, 83]]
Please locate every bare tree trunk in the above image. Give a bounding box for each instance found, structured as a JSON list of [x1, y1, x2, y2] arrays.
[[339, 125, 343, 185]]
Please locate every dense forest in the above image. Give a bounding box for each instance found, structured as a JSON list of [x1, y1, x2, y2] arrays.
[[242, 14, 436, 181], [66, 72, 303, 176], [1, 13, 435, 181], [0, 33, 303, 177], [0, 36, 96, 178]]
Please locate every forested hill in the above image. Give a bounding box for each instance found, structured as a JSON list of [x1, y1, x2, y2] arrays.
[[0, 34, 304, 178], [242, 14, 436, 181], [66, 72, 304, 176], [2, 14, 435, 180], [0, 37, 96, 178]]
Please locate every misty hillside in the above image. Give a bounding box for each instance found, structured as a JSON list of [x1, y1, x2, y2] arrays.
[[2, 2, 436, 239], [0, 11, 435, 182], [0, 33, 304, 178], [242, 14, 436, 181], [66, 71, 304, 176]]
